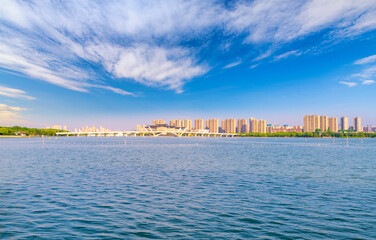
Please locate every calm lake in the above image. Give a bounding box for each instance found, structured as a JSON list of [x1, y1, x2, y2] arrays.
[[1, 137, 375, 239]]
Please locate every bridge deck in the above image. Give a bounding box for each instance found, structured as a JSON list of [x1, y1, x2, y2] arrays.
[[56, 131, 237, 137]]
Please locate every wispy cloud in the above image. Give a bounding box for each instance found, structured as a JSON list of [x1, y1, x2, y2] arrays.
[[224, 60, 242, 69], [339, 81, 357, 87], [354, 54, 376, 65], [250, 63, 260, 69], [362, 80, 375, 85], [343, 55, 376, 87], [0, 0, 376, 94], [226, 0, 376, 44], [0, 103, 29, 126], [253, 49, 274, 62], [0, 0, 215, 94], [0, 103, 27, 111], [274, 50, 302, 61], [0, 85, 35, 99]]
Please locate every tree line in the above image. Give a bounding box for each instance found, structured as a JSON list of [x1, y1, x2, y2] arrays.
[[0, 126, 67, 136]]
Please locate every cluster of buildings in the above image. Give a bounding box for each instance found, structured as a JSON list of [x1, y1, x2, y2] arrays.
[[303, 115, 363, 132], [137, 115, 372, 134], [46, 125, 67, 130], [48, 115, 372, 135], [74, 125, 112, 133], [137, 118, 304, 134]]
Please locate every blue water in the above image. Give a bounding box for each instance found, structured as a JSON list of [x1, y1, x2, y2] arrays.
[[0, 137, 375, 239]]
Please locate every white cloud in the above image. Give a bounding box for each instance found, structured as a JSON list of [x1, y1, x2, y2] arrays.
[[0, 0, 376, 94], [0, 0, 217, 94], [82, 44, 207, 93], [354, 54, 376, 65], [351, 65, 376, 79], [112, 46, 207, 93], [0, 103, 29, 126], [250, 63, 260, 69], [0, 85, 35, 100], [362, 80, 375, 85], [274, 50, 302, 61], [0, 103, 27, 111], [224, 60, 242, 69], [226, 0, 376, 44], [339, 81, 357, 87], [253, 49, 274, 62]]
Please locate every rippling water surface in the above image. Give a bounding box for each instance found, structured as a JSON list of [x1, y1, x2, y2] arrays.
[[1, 137, 376, 239]]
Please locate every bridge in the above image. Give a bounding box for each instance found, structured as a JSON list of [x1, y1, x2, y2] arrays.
[[56, 130, 237, 137]]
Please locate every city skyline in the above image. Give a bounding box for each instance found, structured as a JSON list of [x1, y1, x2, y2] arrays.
[[46, 114, 375, 134], [0, 1, 376, 129]]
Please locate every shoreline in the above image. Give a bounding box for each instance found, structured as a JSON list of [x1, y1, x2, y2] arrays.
[[0, 135, 373, 139]]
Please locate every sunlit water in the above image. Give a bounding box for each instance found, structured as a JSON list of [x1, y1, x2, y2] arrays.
[[1, 137, 375, 239]]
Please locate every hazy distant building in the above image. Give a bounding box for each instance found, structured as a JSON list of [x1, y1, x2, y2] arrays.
[[194, 119, 204, 130], [183, 119, 192, 130], [205, 119, 210, 130], [267, 124, 303, 133], [237, 119, 249, 133], [354, 116, 362, 132], [47, 125, 64, 130], [249, 118, 259, 133], [328, 117, 338, 132], [176, 120, 183, 127], [170, 119, 183, 128], [341, 116, 349, 130], [78, 125, 111, 132], [258, 119, 266, 133], [266, 124, 273, 133], [153, 120, 165, 125], [208, 119, 219, 133]]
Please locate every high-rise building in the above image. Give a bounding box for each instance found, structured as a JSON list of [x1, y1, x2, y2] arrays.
[[208, 119, 219, 133], [258, 119, 266, 133], [183, 119, 192, 130], [249, 118, 259, 133], [170, 119, 183, 127], [221, 120, 225, 133], [205, 119, 210, 129], [194, 119, 204, 130], [303, 115, 321, 132], [354, 116, 362, 132], [153, 120, 165, 125], [222, 119, 236, 133], [303, 115, 309, 132], [341, 116, 349, 131], [237, 119, 249, 133], [328, 117, 338, 132], [177, 120, 183, 127], [320, 115, 328, 132], [313, 115, 320, 132]]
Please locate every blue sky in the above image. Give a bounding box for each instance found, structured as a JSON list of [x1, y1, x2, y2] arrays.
[[1, 0, 376, 130]]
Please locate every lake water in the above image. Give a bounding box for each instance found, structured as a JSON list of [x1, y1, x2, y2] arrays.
[[1, 137, 375, 239]]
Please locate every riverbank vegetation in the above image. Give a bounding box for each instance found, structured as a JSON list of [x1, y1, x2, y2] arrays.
[[0, 126, 67, 136]]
